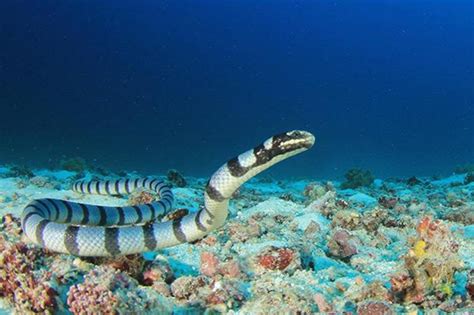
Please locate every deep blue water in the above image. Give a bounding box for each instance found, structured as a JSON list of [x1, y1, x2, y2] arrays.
[[1, 1, 473, 179]]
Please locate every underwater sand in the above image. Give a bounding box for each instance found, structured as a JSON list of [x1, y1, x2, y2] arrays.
[[0, 165, 473, 314]]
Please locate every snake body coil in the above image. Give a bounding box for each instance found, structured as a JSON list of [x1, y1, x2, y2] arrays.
[[21, 130, 315, 256]]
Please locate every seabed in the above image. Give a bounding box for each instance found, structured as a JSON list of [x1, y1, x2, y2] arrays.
[[0, 165, 473, 314]]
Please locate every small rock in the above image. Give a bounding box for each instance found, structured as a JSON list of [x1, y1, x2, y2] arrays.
[[327, 229, 358, 259], [256, 247, 300, 273], [378, 196, 398, 209], [167, 169, 187, 187]]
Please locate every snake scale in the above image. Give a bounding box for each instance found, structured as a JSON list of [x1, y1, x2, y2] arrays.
[[21, 130, 315, 256]]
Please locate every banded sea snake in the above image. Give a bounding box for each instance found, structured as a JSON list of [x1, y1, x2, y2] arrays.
[[21, 130, 315, 257]]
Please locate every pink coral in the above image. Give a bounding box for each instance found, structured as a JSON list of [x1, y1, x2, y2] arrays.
[[68, 282, 118, 315], [0, 241, 57, 313], [201, 252, 220, 277], [200, 252, 242, 278], [67, 266, 156, 314]]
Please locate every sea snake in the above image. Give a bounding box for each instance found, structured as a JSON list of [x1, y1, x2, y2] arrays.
[[21, 130, 315, 257]]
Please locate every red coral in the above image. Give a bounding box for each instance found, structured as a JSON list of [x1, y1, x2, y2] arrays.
[[416, 217, 445, 239], [416, 216, 431, 234], [467, 283, 474, 301], [257, 247, 294, 271]]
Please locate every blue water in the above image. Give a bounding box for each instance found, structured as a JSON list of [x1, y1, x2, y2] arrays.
[[0, 1, 473, 179]]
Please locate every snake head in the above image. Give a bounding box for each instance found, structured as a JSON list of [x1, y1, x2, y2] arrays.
[[252, 130, 315, 166], [265, 130, 315, 151]]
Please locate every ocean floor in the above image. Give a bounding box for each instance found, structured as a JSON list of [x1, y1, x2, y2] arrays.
[[0, 164, 473, 314]]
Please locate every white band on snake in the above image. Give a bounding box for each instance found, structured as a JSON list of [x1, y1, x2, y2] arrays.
[[21, 130, 315, 257]]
